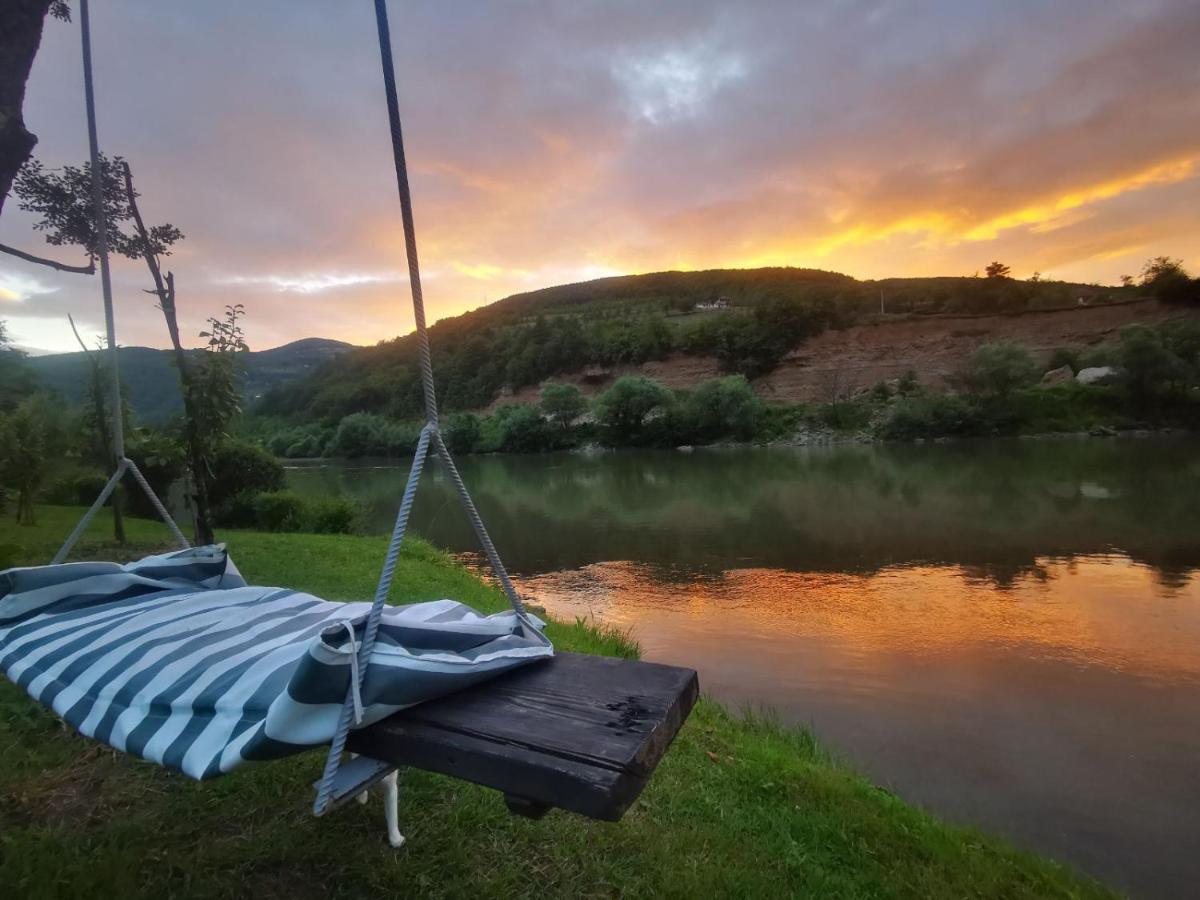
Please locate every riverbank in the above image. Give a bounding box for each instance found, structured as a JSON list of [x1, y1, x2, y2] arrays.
[[1, 507, 1112, 898], [252, 353, 1199, 461]]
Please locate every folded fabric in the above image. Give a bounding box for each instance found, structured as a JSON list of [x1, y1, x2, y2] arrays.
[[0, 545, 552, 779]]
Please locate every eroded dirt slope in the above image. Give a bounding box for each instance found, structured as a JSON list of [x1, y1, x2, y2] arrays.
[[490, 299, 1196, 408]]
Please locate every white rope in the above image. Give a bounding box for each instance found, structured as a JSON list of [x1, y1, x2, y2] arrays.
[[52, 459, 127, 564], [122, 457, 190, 549], [319, 0, 544, 815], [313, 423, 431, 814]]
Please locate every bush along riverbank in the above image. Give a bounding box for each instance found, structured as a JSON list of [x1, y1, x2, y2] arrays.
[[0, 506, 1114, 898], [250, 317, 1200, 457]]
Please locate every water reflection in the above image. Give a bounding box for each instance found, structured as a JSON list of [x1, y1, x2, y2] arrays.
[[289, 437, 1200, 585], [522, 556, 1200, 686], [287, 438, 1200, 898], [522, 556, 1200, 899]]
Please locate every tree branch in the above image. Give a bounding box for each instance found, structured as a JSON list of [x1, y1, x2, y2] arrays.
[[121, 161, 168, 300], [0, 241, 94, 274], [67, 312, 97, 360]]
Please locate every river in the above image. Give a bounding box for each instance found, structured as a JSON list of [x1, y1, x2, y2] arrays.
[[287, 436, 1200, 899]]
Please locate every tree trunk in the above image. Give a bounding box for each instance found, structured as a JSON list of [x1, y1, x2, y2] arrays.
[[95, 380, 127, 543], [161, 272, 215, 545], [0, 0, 53, 219], [17, 486, 35, 525], [120, 162, 214, 545]]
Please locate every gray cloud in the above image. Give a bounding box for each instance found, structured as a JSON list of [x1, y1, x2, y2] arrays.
[[1, 0, 1197, 352]]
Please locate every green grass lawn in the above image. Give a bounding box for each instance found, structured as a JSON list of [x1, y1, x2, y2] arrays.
[[0, 507, 1112, 899]]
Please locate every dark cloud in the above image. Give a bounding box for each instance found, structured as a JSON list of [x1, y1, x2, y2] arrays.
[[1, 0, 1197, 351]]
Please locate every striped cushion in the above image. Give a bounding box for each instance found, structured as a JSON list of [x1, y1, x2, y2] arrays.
[[0, 546, 552, 779]]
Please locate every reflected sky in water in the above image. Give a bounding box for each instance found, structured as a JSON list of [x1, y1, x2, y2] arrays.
[[525, 557, 1200, 685], [289, 437, 1200, 898]]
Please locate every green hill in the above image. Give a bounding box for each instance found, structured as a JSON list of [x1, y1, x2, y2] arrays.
[[28, 337, 357, 423], [259, 266, 1127, 423]]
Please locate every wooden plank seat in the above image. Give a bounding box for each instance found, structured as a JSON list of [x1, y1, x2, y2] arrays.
[[348, 652, 699, 821]]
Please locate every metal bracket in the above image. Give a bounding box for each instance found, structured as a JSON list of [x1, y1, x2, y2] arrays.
[[313, 754, 397, 814]]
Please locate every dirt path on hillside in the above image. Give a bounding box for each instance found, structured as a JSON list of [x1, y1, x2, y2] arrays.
[[488, 299, 1196, 409]]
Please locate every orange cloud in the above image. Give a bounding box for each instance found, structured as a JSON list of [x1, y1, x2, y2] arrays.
[[963, 156, 1199, 241]]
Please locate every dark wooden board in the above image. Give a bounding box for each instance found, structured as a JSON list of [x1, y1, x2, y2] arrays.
[[348, 652, 699, 821]]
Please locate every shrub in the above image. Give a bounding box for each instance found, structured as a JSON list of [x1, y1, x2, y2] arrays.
[[123, 429, 186, 519], [208, 441, 285, 509], [0, 403, 49, 524], [1117, 324, 1190, 403], [382, 421, 423, 456], [266, 424, 333, 459], [305, 496, 363, 534], [754, 403, 805, 441], [1046, 348, 1080, 374], [443, 412, 483, 455], [43, 471, 109, 506], [497, 404, 554, 453], [678, 376, 762, 442], [594, 376, 674, 445], [819, 399, 873, 431], [286, 432, 327, 458], [962, 342, 1038, 398], [214, 491, 258, 527], [1141, 256, 1198, 306], [896, 370, 920, 396], [540, 383, 587, 431], [1161, 319, 1200, 377], [326, 413, 421, 458], [266, 431, 290, 457], [327, 413, 384, 457], [206, 440, 286, 527], [67, 472, 110, 508], [252, 490, 307, 532], [868, 381, 893, 403], [879, 395, 986, 440], [1016, 383, 1122, 433]]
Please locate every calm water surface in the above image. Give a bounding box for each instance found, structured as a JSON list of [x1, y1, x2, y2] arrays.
[[288, 438, 1200, 899]]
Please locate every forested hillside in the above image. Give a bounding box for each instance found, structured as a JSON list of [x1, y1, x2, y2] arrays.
[[28, 337, 356, 423], [260, 266, 1132, 423]]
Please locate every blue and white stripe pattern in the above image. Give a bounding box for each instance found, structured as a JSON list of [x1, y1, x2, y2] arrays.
[[0, 545, 552, 779]]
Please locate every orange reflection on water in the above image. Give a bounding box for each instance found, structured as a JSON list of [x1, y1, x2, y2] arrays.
[[524, 555, 1200, 685]]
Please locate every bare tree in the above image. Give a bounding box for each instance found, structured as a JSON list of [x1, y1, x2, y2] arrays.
[[119, 161, 215, 543], [13, 154, 225, 544]]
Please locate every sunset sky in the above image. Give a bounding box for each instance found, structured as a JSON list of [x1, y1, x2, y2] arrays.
[[1, 0, 1197, 353]]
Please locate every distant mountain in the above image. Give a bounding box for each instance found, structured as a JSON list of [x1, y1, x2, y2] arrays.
[[27, 337, 357, 423]]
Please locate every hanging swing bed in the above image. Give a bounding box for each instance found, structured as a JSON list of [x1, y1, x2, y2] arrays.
[[0, 0, 697, 844]]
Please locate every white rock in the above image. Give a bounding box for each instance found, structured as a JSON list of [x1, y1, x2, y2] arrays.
[[1076, 366, 1117, 385]]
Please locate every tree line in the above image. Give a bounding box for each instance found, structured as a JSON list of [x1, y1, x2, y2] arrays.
[[251, 313, 1200, 459]]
